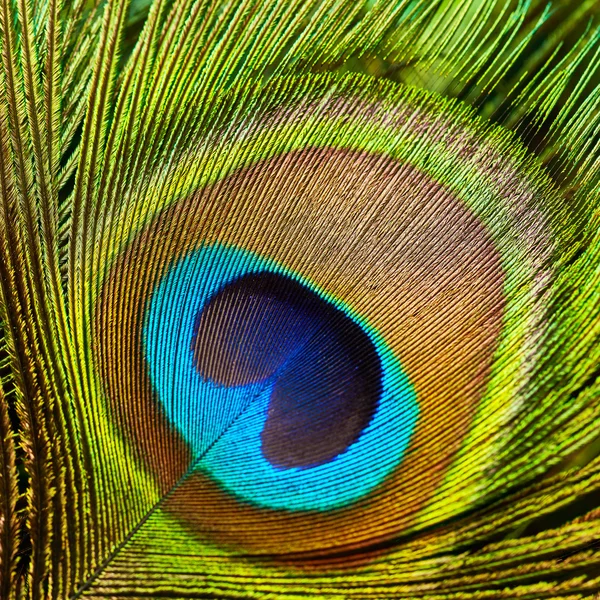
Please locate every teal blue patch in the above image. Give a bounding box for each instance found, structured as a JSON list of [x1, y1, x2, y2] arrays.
[[143, 243, 419, 511]]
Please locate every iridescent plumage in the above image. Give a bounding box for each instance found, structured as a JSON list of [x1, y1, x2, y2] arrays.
[[0, 1, 600, 598]]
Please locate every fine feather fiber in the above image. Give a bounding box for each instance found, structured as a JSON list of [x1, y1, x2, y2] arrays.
[[1, 0, 600, 598]]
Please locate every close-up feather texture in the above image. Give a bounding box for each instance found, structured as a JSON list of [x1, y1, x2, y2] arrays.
[[0, 0, 600, 598]]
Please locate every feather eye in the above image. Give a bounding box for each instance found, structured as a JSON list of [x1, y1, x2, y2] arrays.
[[92, 81, 556, 557], [1, 0, 600, 598]]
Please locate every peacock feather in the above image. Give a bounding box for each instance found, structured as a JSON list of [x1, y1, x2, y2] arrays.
[[0, 0, 600, 597]]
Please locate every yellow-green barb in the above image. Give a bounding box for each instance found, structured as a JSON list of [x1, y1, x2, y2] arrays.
[[0, 0, 600, 598]]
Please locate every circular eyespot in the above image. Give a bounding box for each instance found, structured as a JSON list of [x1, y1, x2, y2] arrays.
[[94, 82, 555, 556], [143, 244, 418, 511]]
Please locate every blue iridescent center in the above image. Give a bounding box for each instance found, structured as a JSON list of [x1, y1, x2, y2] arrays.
[[192, 271, 382, 469], [144, 244, 419, 511]]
